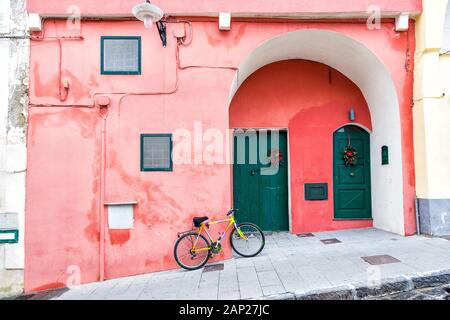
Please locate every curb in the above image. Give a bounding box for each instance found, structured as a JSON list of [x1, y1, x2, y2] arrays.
[[252, 269, 450, 300]]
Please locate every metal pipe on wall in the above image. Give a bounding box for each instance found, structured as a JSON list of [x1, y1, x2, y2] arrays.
[[98, 107, 109, 281], [415, 197, 421, 235]]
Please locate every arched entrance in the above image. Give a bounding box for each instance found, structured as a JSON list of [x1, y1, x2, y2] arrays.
[[230, 59, 373, 233], [229, 29, 409, 235]]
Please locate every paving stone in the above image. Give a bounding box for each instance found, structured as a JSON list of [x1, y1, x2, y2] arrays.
[[261, 285, 285, 296], [294, 265, 332, 288], [237, 266, 259, 283], [189, 284, 219, 300], [176, 289, 199, 299], [257, 270, 283, 287], [218, 290, 240, 300], [239, 284, 263, 300], [104, 294, 138, 300], [259, 292, 296, 300], [199, 271, 220, 289], [277, 273, 309, 292], [235, 257, 254, 269], [219, 275, 239, 292]]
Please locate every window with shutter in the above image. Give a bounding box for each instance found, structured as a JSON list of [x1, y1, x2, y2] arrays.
[[101, 36, 141, 74], [140, 134, 173, 171]]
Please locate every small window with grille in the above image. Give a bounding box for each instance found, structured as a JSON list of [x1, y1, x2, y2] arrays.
[[140, 134, 173, 171], [101, 36, 141, 74]]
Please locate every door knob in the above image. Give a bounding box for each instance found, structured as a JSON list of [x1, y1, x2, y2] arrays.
[[349, 172, 355, 177], [250, 170, 256, 176]]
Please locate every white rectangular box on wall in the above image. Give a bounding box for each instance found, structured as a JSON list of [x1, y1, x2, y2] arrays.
[[219, 12, 231, 31], [395, 13, 410, 31], [27, 13, 42, 32], [106, 202, 136, 229]]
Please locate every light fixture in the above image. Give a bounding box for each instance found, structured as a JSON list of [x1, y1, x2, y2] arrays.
[[132, 0, 167, 47], [349, 107, 355, 121]]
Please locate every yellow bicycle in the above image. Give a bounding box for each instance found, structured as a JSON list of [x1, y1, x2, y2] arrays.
[[174, 209, 265, 270]]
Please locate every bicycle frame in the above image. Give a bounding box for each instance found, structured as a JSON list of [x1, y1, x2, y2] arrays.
[[191, 214, 248, 254]]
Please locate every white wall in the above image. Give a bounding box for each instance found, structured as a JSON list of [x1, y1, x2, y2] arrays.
[[0, 0, 28, 298], [443, 2, 450, 51], [414, 0, 450, 200], [230, 29, 406, 235]]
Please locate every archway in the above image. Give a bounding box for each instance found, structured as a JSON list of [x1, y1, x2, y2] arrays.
[[229, 29, 406, 235]]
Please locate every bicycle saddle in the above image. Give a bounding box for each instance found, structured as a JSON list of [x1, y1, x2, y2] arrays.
[[193, 216, 208, 227]]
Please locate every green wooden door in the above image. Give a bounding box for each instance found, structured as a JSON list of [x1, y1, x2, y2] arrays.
[[333, 126, 372, 219], [233, 130, 289, 231]]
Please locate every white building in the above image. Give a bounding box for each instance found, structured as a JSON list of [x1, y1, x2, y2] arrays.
[[0, 0, 29, 298]]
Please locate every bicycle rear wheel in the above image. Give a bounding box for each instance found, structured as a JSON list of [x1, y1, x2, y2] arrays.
[[174, 232, 210, 270], [230, 223, 265, 257]]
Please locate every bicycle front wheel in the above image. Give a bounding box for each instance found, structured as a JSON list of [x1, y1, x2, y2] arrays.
[[230, 223, 265, 257], [174, 232, 210, 270]]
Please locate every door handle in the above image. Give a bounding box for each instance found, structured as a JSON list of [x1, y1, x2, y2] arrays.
[[349, 172, 355, 177]]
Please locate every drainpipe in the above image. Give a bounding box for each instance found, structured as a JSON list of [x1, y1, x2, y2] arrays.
[[99, 112, 107, 282], [415, 197, 421, 235], [96, 96, 111, 281]]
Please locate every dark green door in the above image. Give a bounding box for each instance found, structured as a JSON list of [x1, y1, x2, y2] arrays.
[[233, 130, 289, 231], [333, 125, 372, 219]]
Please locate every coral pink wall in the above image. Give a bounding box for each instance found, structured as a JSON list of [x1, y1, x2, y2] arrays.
[[230, 60, 373, 233], [26, 19, 416, 292], [26, 0, 422, 17], [26, 107, 101, 291]]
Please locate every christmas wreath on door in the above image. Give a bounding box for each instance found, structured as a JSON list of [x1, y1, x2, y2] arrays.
[[342, 137, 358, 166]]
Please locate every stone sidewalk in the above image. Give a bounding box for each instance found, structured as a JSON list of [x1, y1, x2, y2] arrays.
[[33, 228, 450, 300]]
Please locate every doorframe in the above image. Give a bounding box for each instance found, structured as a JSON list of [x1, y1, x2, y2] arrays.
[[231, 127, 292, 232], [332, 123, 373, 220]]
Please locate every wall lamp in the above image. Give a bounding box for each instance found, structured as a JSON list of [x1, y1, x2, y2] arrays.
[[349, 107, 356, 121], [132, 0, 167, 47]]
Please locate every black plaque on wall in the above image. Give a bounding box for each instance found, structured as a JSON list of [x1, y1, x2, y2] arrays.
[[305, 183, 328, 201]]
